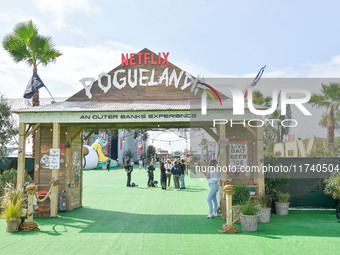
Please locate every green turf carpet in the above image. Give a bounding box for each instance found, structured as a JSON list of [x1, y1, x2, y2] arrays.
[[0, 168, 339, 255]]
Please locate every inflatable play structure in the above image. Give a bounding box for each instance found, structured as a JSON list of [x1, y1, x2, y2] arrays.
[[83, 138, 117, 169]]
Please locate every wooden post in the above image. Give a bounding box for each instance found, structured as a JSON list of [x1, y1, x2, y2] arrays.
[[80, 130, 84, 207], [50, 122, 60, 217], [65, 129, 71, 211], [17, 123, 26, 190], [218, 123, 227, 175], [27, 193, 33, 222], [218, 123, 228, 219], [226, 193, 233, 225], [257, 124, 265, 196], [34, 127, 41, 184]]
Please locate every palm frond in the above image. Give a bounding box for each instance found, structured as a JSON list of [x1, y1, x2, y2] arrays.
[[2, 20, 61, 71]]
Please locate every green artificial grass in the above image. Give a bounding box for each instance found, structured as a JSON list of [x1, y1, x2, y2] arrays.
[[0, 168, 339, 255]]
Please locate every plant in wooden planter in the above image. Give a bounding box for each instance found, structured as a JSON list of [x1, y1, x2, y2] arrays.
[[323, 172, 340, 221], [240, 200, 259, 231], [256, 195, 271, 223], [232, 184, 250, 224], [0, 183, 26, 232], [275, 192, 290, 215]]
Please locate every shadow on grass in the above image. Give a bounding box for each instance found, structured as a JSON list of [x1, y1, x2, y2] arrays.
[[17, 209, 340, 238]]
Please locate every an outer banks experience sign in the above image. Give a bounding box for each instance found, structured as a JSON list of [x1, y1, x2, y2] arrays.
[[80, 52, 197, 99], [80, 113, 197, 120]]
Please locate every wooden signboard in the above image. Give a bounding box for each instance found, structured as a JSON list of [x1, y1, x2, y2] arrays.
[[229, 142, 248, 169]]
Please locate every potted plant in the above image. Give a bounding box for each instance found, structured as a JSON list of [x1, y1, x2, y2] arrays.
[[232, 183, 250, 223], [275, 192, 290, 215], [1, 201, 24, 232], [323, 172, 340, 221], [256, 195, 271, 223], [0, 183, 26, 232], [240, 200, 259, 231]]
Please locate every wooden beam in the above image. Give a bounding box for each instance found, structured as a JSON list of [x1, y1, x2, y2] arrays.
[[17, 123, 26, 190], [71, 128, 83, 142], [84, 129, 96, 142], [26, 124, 32, 134], [25, 123, 41, 139], [80, 130, 84, 207], [65, 129, 71, 211], [50, 122, 60, 217], [245, 124, 257, 137], [202, 126, 219, 142], [34, 127, 41, 184], [218, 123, 228, 220]]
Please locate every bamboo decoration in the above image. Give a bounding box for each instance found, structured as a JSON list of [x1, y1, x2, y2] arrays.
[[218, 185, 240, 233]]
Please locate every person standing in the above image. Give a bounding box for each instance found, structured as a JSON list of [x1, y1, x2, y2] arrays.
[[179, 159, 186, 189], [160, 158, 167, 190], [164, 159, 173, 189], [206, 160, 220, 218], [144, 158, 148, 170], [125, 156, 132, 187], [139, 158, 143, 170], [147, 161, 155, 187], [171, 161, 181, 191]]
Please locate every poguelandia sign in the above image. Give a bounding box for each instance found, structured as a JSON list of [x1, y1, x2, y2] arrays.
[[80, 52, 196, 99]]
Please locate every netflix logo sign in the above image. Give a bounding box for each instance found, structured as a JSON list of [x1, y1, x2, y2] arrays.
[[121, 52, 170, 66]]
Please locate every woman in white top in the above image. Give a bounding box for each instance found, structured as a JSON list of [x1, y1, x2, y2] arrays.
[[164, 159, 173, 189]]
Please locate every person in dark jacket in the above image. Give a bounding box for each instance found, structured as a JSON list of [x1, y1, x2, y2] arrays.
[[171, 161, 181, 191], [147, 161, 155, 187], [160, 158, 166, 190], [179, 159, 186, 189], [125, 156, 132, 187]]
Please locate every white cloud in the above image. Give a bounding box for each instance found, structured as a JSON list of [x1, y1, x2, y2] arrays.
[[31, 0, 99, 30], [305, 55, 340, 77], [1, 39, 340, 101], [0, 41, 135, 98]]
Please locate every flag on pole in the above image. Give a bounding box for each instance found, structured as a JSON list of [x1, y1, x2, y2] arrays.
[[23, 72, 46, 99], [244, 65, 266, 99]]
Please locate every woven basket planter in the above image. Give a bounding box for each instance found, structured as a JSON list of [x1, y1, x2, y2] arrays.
[[257, 208, 271, 223], [240, 214, 258, 232], [6, 218, 20, 232], [232, 205, 241, 224], [275, 202, 290, 215]]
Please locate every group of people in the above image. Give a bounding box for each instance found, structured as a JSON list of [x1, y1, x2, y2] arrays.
[[124, 156, 220, 218], [125, 157, 186, 190]]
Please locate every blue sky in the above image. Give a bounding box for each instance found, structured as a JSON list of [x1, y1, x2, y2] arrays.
[[1, 0, 340, 99], [1, 0, 340, 143]]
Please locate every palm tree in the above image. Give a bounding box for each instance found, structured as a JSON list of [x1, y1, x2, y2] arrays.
[[252, 90, 288, 144], [2, 20, 62, 106], [309, 83, 340, 150]]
